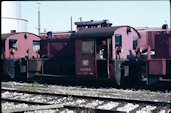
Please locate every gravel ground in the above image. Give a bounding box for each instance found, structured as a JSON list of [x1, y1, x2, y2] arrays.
[[1, 81, 171, 113], [2, 102, 31, 110], [2, 81, 171, 103]]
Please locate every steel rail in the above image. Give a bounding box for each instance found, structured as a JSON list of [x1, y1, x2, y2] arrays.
[[1, 95, 126, 113], [2, 98, 126, 113], [2, 88, 170, 107], [1, 98, 50, 105]]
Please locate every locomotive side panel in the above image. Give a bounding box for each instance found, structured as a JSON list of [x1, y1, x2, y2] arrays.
[[148, 59, 166, 75], [137, 31, 147, 50], [40, 38, 75, 58], [38, 38, 75, 76], [155, 34, 170, 59], [136, 27, 164, 51], [112, 27, 139, 60], [147, 31, 160, 50]]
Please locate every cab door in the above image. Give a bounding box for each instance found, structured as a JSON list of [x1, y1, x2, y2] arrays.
[[96, 38, 110, 79], [75, 39, 97, 78]]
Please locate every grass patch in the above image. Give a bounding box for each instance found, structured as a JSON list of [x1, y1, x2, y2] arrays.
[[165, 90, 168, 93], [68, 95, 73, 100], [63, 92, 73, 99], [64, 92, 70, 95], [24, 87, 38, 92], [32, 81, 39, 87], [146, 90, 151, 94], [23, 81, 40, 92]]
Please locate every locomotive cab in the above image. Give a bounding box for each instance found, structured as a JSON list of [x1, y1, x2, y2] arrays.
[[1, 32, 41, 80], [75, 26, 141, 85]]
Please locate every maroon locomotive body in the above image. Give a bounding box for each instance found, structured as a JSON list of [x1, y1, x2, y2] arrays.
[[40, 37, 75, 75], [135, 24, 171, 85], [136, 24, 170, 51], [1, 31, 41, 80], [40, 31, 73, 39], [28, 24, 141, 85], [147, 32, 171, 85], [2, 20, 170, 86], [74, 26, 140, 85]]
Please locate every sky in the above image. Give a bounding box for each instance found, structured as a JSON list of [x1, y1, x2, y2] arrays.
[[20, 1, 170, 35]]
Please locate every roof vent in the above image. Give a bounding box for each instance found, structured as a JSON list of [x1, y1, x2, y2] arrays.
[[11, 30, 16, 34], [162, 24, 168, 29], [47, 31, 52, 38], [162, 24, 168, 33]]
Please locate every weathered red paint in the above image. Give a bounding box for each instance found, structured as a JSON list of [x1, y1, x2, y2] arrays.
[[136, 26, 170, 51], [4, 32, 41, 59], [112, 27, 140, 59], [155, 33, 171, 59], [40, 38, 75, 58], [75, 39, 97, 78], [40, 31, 72, 39], [147, 32, 170, 84], [147, 46, 151, 60], [148, 59, 166, 75], [75, 26, 140, 79]]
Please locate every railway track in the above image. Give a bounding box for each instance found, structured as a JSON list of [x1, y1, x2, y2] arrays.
[[2, 88, 170, 113], [2, 81, 171, 102]]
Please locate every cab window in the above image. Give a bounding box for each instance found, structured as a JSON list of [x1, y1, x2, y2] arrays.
[[33, 41, 40, 51], [82, 40, 94, 54], [133, 36, 138, 50], [9, 39, 18, 50], [115, 34, 122, 47]]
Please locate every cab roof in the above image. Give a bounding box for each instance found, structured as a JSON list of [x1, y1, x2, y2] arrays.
[[74, 26, 140, 38]]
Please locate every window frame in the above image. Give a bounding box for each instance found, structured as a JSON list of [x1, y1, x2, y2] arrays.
[[33, 40, 40, 51], [115, 34, 122, 47], [133, 36, 138, 50], [9, 39, 18, 50], [82, 40, 95, 55]]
